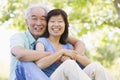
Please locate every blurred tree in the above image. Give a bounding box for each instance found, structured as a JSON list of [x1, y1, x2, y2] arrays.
[[1, 0, 120, 30]]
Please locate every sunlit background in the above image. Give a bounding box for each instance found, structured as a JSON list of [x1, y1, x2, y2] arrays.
[[0, 26, 18, 79], [0, 0, 120, 80]]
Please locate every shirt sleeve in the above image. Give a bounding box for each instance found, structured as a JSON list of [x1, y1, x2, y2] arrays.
[[10, 33, 25, 49], [34, 37, 47, 50], [37, 37, 47, 45], [64, 43, 73, 50]]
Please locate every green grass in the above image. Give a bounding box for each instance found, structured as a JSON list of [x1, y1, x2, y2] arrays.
[[0, 77, 8, 80]]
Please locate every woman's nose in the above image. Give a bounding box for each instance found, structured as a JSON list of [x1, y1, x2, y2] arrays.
[[54, 22, 59, 27]]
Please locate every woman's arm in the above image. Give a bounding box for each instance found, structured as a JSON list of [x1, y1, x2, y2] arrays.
[[35, 42, 76, 69], [75, 54, 91, 67], [35, 42, 63, 69], [59, 50, 91, 67]]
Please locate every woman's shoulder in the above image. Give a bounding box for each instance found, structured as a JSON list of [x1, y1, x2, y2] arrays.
[[37, 37, 47, 41], [37, 37, 49, 45], [63, 43, 73, 49]]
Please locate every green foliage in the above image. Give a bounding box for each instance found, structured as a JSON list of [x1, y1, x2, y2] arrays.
[[0, 0, 41, 30], [95, 41, 120, 68], [0, 0, 119, 31], [49, 0, 66, 8], [85, 28, 120, 79]]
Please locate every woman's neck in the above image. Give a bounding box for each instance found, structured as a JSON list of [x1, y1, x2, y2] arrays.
[[48, 36, 63, 51], [48, 36, 60, 45]]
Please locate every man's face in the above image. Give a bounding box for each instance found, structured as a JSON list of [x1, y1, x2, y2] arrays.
[[26, 7, 46, 39]]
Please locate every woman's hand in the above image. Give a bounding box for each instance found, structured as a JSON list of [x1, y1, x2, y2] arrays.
[[60, 56, 71, 62], [57, 49, 77, 60]]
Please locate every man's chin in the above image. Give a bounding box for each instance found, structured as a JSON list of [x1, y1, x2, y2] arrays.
[[37, 33, 43, 36]]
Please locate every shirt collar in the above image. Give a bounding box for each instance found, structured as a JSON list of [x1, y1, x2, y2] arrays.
[[25, 29, 36, 45]]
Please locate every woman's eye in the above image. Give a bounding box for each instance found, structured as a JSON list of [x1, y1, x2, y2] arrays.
[[58, 21, 64, 23], [59, 21, 63, 22]]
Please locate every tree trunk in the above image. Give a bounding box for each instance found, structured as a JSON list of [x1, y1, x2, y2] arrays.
[[113, 0, 120, 18]]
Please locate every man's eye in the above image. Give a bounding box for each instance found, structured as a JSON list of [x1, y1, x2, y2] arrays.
[[41, 18, 46, 21], [32, 18, 37, 20], [50, 21, 55, 23]]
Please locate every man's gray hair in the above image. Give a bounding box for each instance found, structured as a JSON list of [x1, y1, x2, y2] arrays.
[[25, 4, 49, 19]]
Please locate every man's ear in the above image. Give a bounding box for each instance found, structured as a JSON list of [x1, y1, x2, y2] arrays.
[[25, 19, 28, 26]]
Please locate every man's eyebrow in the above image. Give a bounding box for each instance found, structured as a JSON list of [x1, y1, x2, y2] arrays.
[[42, 16, 46, 18], [31, 15, 36, 17], [31, 15, 46, 18]]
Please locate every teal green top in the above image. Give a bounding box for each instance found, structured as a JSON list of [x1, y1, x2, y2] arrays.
[[9, 29, 35, 80]]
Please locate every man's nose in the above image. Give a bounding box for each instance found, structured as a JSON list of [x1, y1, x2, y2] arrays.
[[36, 19, 42, 25]]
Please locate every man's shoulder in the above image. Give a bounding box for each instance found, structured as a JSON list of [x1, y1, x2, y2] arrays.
[[10, 32, 26, 39]]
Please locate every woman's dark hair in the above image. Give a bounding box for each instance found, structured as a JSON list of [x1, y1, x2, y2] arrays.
[[44, 9, 69, 44]]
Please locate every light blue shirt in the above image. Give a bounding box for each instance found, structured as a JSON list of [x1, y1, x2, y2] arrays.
[[9, 29, 35, 80]]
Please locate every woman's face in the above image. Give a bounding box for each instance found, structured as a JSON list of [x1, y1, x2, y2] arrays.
[[48, 15, 65, 37]]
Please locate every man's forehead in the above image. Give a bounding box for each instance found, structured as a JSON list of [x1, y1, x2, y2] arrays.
[[31, 7, 46, 15], [31, 7, 46, 14]]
